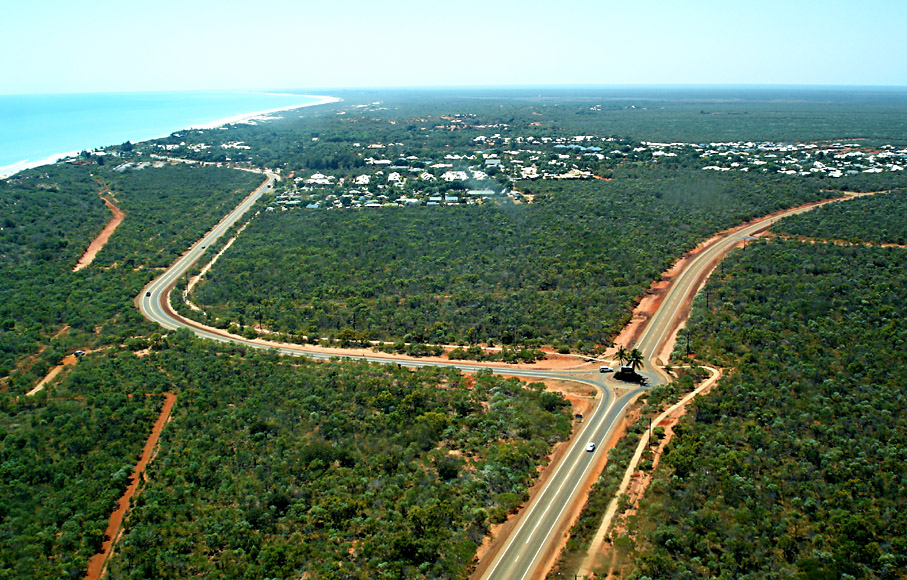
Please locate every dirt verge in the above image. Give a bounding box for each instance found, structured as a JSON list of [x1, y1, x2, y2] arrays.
[[577, 367, 722, 578]]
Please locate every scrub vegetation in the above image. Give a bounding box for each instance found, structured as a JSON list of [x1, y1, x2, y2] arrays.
[[99, 337, 569, 579], [776, 188, 907, 246], [184, 168, 832, 351], [625, 240, 907, 579], [2, 89, 907, 579]]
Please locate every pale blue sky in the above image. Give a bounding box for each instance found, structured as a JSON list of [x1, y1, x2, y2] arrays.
[[2, 0, 904, 94]]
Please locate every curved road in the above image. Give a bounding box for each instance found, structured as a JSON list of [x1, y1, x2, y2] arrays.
[[137, 172, 852, 580]]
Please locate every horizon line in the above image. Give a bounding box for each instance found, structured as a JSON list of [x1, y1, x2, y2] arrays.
[[3, 83, 907, 97]]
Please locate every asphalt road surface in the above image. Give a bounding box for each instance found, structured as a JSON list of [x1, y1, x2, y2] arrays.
[[137, 173, 849, 580]]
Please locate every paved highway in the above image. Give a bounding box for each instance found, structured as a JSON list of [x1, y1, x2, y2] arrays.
[[477, 196, 859, 579], [137, 173, 856, 580], [635, 195, 862, 372], [137, 169, 640, 579]]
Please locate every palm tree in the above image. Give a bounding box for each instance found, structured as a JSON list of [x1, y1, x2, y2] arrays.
[[615, 344, 629, 366], [627, 348, 644, 372]]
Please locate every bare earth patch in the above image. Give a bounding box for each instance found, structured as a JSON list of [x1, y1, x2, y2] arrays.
[[26, 353, 79, 396]]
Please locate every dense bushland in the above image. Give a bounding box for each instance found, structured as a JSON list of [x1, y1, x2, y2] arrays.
[[188, 167, 832, 350], [776, 188, 907, 245], [95, 334, 571, 579], [630, 241, 907, 579], [0, 163, 261, 392]]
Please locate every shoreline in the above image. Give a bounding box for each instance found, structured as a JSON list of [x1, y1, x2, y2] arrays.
[[0, 94, 341, 179], [187, 94, 341, 129]]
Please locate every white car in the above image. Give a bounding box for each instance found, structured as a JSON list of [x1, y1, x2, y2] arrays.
[[599, 366, 613, 373], [585, 442, 596, 452]]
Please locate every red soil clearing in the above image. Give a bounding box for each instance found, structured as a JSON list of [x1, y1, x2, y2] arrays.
[[84, 393, 177, 580]]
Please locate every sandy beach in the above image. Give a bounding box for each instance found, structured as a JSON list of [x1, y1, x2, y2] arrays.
[[0, 149, 82, 179], [0, 93, 341, 179], [187, 94, 342, 129]]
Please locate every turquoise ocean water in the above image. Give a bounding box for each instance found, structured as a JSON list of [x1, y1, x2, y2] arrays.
[[0, 91, 324, 176]]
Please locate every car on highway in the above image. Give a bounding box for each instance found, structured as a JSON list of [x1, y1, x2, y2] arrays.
[[599, 366, 613, 373], [145, 291, 151, 297], [585, 442, 596, 452]]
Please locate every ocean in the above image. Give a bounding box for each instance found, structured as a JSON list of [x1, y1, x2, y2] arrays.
[[0, 91, 328, 177]]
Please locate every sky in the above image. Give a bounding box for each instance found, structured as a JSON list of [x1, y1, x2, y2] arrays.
[[1, 0, 905, 94]]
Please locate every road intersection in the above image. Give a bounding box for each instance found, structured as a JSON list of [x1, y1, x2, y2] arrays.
[[137, 173, 859, 579]]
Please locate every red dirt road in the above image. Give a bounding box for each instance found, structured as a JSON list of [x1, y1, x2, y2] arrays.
[[74, 183, 125, 272], [84, 393, 176, 580]]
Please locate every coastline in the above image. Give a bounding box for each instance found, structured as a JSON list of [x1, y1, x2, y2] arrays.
[[0, 94, 341, 179], [187, 94, 341, 129], [0, 149, 83, 179]]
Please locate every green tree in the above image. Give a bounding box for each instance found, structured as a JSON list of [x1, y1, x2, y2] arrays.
[[627, 348, 644, 371], [615, 344, 629, 366]]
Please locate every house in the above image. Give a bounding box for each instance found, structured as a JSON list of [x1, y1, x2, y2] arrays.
[[441, 170, 468, 182], [306, 173, 334, 185]]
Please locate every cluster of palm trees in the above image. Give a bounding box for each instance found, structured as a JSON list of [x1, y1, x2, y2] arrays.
[[614, 344, 644, 372]]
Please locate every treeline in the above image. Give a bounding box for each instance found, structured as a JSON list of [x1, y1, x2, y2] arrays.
[[186, 166, 833, 351], [121, 89, 907, 175], [85, 332, 572, 579], [629, 240, 907, 578]]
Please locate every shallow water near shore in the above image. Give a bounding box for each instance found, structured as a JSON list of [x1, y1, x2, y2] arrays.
[[0, 91, 323, 176]]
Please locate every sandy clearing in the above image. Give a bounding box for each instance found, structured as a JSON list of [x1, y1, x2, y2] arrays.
[[84, 392, 177, 580], [26, 354, 78, 396], [74, 182, 124, 272]]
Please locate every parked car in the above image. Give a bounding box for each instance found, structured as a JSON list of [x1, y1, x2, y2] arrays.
[[599, 366, 613, 373]]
